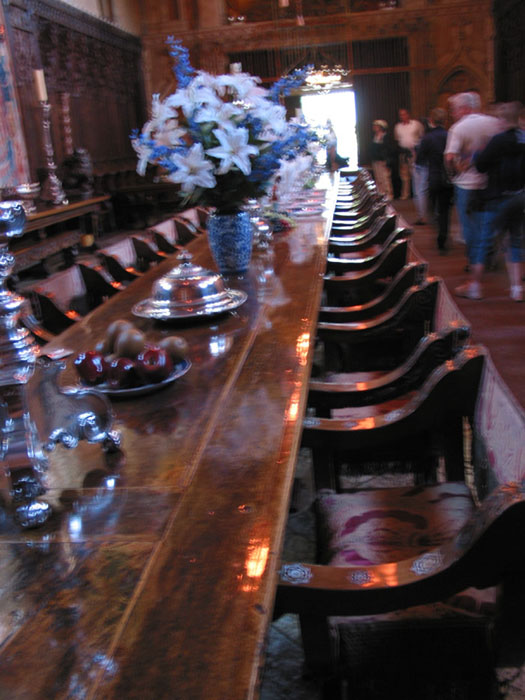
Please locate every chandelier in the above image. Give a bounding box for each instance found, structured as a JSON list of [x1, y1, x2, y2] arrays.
[[304, 64, 349, 91]]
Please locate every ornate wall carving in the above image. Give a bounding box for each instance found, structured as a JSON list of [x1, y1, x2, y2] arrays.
[[4, 0, 146, 179], [141, 0, 495, 129], [493, 0, 525, 102]]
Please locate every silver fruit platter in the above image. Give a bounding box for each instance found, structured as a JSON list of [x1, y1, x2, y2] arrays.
[[132, 250, 247, 321], [80, 358, 192, 398]]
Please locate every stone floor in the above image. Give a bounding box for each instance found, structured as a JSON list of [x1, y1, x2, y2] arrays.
[[258, 198, 525, 700]]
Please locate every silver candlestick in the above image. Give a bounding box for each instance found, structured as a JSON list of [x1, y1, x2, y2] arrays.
[[39, 100, 68, 206]]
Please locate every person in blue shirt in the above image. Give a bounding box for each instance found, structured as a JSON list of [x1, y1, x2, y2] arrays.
[[475, 101, 525, 302]]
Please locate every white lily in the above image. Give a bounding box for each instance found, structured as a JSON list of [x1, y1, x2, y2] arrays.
[[151, 94, 177, 125], [165, 143, 216, 193], [132, 138, 154, 177], [216, 74, 266, 102], [155, 120, 186, 147], [206, 125, 259, 175], [194, 101, 244, 126]]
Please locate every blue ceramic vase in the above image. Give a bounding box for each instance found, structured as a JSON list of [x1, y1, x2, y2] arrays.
[[207, 210, 253, 275]]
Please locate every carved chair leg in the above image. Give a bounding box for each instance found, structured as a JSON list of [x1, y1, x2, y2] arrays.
[[494, 574, 525, 669], [299, 613, 342, 699], [442, 415, 466, 482], [311, 448, 338, 492], [321, 677, 344, 700]]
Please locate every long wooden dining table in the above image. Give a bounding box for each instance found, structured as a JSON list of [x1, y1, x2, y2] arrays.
[[0, 182, 334, 699]]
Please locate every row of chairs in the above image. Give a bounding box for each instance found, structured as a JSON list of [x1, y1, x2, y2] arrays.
[[21, 207, 210, 339], [275, 170, 525, 698]]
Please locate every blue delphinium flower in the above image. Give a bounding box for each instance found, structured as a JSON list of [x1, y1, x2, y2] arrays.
[[269, 67, 311, 103], [166, 36, 195, 88], [132, 40, 318, 209]]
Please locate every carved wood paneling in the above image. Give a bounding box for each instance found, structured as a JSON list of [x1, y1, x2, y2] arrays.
[[4, 0, 146, 180], [224, 0, 399, 23], [142, 1, 493, 118], [493, 0, 525, 102]]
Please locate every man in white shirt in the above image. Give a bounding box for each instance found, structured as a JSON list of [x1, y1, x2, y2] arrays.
[[444, 92, 502, 299], [394, 108, 424, 202]]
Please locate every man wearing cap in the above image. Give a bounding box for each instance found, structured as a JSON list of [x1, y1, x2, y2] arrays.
[[370, 119, 394, 200]]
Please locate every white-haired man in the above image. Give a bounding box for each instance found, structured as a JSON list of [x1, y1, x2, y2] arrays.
[[444, 92, 502, 299]]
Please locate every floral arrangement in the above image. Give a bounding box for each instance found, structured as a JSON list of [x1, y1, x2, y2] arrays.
[[132, 39, 317, 214]]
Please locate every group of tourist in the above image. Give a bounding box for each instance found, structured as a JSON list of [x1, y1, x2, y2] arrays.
[[370, 94, 525, 302]]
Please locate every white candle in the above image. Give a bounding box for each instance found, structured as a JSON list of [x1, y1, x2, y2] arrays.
[[33, 69, 48, 102], [279, 0, 289, 6], [229, 62, 242, 75]]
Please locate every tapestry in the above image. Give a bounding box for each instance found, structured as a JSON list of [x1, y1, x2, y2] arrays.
[[0, 7, 30, 188]]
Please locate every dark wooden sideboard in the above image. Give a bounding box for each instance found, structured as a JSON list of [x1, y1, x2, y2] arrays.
[[0, 181, 334, 699], [12, 195, 110, 274]]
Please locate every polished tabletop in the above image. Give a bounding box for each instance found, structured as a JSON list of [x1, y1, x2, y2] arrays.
[[0, 183, 333, 699]]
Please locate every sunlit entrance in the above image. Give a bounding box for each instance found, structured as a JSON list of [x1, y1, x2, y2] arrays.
[[300, 90, 358, 169]]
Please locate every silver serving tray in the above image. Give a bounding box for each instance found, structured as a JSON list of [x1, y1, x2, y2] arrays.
[[83, 359, 191, 398], [132, 289, 247, 321]]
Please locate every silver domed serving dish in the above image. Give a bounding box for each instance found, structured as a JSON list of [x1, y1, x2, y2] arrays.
[[132, 250, 247, 320]]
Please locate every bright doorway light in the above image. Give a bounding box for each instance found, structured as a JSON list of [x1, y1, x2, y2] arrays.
[[300, 90, 358, 169]]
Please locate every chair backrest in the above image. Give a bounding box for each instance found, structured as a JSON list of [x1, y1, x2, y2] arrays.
[[309, 323, 472, 411], [329, 214, 396, 248], [319, 262, 429, 323], [178, 206, 209, 231], [149, 218, 178, 245], [302, 347, 486, 461], [34, 266, 86, 313], [100, 238, 136, 268], [324, 238, 409, 307], [317, 278, 440, 373]]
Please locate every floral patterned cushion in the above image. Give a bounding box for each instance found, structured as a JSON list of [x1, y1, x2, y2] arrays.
[[316, 483, 497, 688], [316, 482, 474, 567]]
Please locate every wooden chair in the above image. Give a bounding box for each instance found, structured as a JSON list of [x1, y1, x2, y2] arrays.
[[319, 261, 428, 321], [328, 214, 397, 251], [26, 263, 120, 335], [323, 238, 411, 307], [326, 230, 410, 277], [148, 216, 197, 253], [131, 234, 167, 266], [309, 322, 471, 411], [334, 191, 378, 215], [331, 203, 387, 233], [276, 349, 525, 699], [303, 346, 485, 486], [97, 237, 144, 283], [177, 206, 210, 233], [317, 277, 440, 373]]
